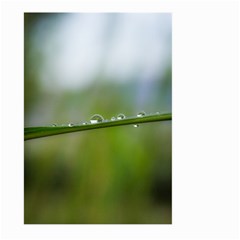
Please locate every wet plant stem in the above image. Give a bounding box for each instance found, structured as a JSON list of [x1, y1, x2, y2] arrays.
[[24, 113, 172, 141]]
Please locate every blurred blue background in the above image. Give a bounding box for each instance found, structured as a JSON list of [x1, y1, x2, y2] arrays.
[[24, 13, 172, 224]]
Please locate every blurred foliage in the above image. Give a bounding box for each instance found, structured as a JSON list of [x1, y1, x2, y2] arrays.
[[24, 13, 172, 224]]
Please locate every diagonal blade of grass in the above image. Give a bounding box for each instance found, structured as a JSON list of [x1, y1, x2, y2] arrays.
[[24, 113, 172, 141]]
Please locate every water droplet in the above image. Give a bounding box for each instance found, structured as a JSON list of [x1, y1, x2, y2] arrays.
[[90, 114, 104, 124], [111, 117, 116, 121], [68, 123, 74, 127], [156, 112, 160, 114], [52, 124, 57, 127], [137, 111, 146, 117], [133, 124, 139, 128], [117, 113, 125, 120], [82, 122, 88, 125]]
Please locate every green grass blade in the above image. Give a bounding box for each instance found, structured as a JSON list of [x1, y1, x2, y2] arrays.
[[24, 113, 172, 141]]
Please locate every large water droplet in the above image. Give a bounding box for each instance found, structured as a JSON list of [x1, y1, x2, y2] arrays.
[[90, 114, 104, 124], [111, 117, 116, 121], [137, 111, 146, 117], [52, 124, 57, 127], [68, 123, 74, 127], [133, 124, 139, 128], [117, 113, 125, 120]]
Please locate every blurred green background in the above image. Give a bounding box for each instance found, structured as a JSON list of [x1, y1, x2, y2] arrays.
[[24, 13, 172, 224]]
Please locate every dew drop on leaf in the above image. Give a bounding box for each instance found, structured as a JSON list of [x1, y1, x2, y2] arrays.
[[137, 111, 146, 117], [117, 113, 125, 120], [68, 123, 74, 127], [90, 114, 104, 124], [82, 122, 88, 125], [52, 124, 57, 127], [133, 124, 139, 128], [111, 117, 116, 121]]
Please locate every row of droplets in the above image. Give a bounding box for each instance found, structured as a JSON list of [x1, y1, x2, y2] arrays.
[[52, 111, 160, 128]]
